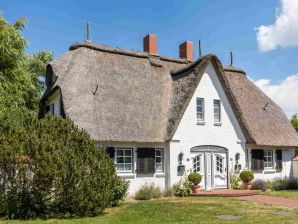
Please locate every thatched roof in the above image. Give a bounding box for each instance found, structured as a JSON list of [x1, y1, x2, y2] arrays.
[[41, 42, 298, 147]]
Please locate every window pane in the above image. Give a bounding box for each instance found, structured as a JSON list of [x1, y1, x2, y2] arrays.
[[214, 100, 221, 122], [156, 164, 162, 171], [117, 157, 124, 163], [124, 164, 132, 171], [116, 164, 124, 171], [156, 150, 162, 157], [197, 98, 204, 121], [156, 157, 161, 163], [125, 150, 131, 156], [125, 157, 132, 163], [264, 150, 273, 168], [193, 155, 201, 172], [117, 150, 124, 156]]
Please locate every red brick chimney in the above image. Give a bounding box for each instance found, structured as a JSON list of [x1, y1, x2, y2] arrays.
[[179, 41, 194, 61], [143, 34, 158, 55]]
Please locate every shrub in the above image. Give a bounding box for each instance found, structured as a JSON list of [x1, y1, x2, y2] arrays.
[[163, 188, 174, 197], [172, 179, 192, 197], [230, 174, 242, 190], [251, 179, 267, 192], [271, 179, 298, 191], [134, 183, 162, 200], [239, 170, 254, 183], [0, 109, 116, 219], [188, 173, 202, 185], [111, 177, 129, 206]]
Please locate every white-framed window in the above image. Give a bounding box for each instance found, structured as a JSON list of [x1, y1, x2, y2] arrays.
[[216, 155, 223, 173], [193, 155, 201, 172], [264, 150, 273, 168], [155, 149, 163, 172], [116, 148, 133, 172], [47, 104, 55, 115], [214, 100, 221, 122], [196, 98, 204, 122]]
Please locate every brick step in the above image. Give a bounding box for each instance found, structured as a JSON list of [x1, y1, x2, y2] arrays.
[[191, 189, 262, 197]]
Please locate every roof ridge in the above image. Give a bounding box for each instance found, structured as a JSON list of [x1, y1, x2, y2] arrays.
[[69, 42, 189, 64]]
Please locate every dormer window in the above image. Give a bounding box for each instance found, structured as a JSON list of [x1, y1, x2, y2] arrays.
[[196, 98, 205, 123], [46, 104, 55, 115]]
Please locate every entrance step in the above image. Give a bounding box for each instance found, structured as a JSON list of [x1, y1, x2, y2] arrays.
[[191, 189, 261, 197]]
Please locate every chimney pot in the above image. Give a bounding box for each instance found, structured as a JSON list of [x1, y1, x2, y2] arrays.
[[143, 34, 158, 55], [179, 41, 194, 61]]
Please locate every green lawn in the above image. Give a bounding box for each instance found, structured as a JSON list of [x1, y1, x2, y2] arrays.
[[262, 189, 298, 199], [1, 197, 298, 224]]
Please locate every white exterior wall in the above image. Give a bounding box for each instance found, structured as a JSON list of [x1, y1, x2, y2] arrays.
[[97, 142, 168, 196], [47, 90, 61, 116], [169, 63, 246, 187], [247, 147, 295, 180], [293, 160, 298, 179]]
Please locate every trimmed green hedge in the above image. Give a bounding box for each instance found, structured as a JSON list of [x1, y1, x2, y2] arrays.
[[0, 109, 117, 219]]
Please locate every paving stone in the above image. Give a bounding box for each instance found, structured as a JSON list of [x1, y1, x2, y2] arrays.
[[214, 215, 241, 220], [276, 211, 296, 217]]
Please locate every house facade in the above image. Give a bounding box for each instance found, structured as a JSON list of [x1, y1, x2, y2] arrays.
[[40, 34, 298, 194]]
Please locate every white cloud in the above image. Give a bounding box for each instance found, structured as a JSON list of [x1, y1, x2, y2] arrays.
[[256, 0, 298, 52], [254, 74, 298, 117]]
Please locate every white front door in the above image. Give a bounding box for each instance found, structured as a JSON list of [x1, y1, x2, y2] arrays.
[[192, 150, 228, 190], [213, 152, 228, 189]]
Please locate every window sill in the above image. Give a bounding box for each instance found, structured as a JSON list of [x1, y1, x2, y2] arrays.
[[263, 169, 276, 174], [117, 173, 135, 179], [197, 121, 206, 125], [155, 173, 166, 178], [214, 122, 222, 126]]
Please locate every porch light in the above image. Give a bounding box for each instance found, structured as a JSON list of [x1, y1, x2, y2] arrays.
[[178, 151, 184, 165], [235, 152, 240, 164]]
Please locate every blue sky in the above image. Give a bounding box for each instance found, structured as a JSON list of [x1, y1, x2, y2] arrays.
[[1, 0, 298, 116]]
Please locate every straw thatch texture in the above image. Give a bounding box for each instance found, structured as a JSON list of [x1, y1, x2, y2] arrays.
[[224, 69, 298, 147], [41, 42, 298, 147]]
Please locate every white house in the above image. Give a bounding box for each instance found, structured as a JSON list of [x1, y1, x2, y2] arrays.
[[40, 34, 298, 195]]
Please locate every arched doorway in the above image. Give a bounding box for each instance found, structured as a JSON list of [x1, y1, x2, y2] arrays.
[[190, 145, 228, 190]]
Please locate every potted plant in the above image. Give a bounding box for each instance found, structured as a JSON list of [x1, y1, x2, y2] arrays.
[[239, 170, 254, 190], [188, 172, 202, 194]]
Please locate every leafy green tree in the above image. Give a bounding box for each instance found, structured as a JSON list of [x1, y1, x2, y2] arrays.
[[0, 109, 117, 219], [291, 114, 298, 133], [0, 14, 53, 112]]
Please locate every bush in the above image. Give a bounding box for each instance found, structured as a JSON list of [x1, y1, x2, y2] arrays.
[[111, 177, 129, 206], [134, 183, 162, 200], [163, 188, 174, 197], [271, 179, 298, 191], [0, 109, 116, 219], [251, 179, 267, 192], [239, 170, 254, 183], [172, 179, 192, 197], [188, 173, 202, 185], [230, 174, 242, 190]]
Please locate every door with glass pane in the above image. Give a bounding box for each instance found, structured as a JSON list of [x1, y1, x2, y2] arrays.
[[192, 150, 228, 190], [192, 153, 204, 188], [213, 153, 227, 188]]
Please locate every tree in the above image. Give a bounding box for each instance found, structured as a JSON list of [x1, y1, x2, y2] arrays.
[[0, 109, 117, 219], [0, 14, 53, 112], [291, 114, 298, 133]]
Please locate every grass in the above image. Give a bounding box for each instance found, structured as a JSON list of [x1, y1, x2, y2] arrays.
[[262, 189, 298, 199], [1, 197, 298, 224]]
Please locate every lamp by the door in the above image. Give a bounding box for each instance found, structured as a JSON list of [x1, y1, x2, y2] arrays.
[[235, 152, 241, 172], [178, 151, 184, 165], [177, 151, 185, 176]]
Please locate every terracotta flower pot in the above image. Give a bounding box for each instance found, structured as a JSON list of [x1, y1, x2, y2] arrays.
[[243, 181, 252, 190], [192, 184, 201, 194]]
